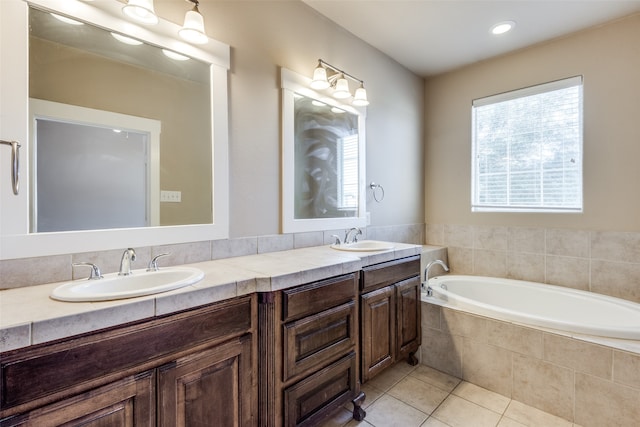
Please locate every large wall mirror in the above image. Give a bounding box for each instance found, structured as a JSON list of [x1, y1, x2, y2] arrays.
[[0, 0, 230, 259], [281, 68, 367, 233]]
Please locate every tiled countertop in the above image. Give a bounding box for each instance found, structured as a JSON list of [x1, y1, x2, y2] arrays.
[[0, 243, 422, 353]]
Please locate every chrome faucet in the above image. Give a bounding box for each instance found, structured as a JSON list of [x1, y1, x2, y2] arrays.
[[72, 262, 103, 280], [118, 248, 137, 276], [424, 259, 449, 281], [344, 227, 362, 244]]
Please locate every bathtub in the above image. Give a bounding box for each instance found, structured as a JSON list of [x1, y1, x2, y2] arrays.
[[424, 275, 640, 340]]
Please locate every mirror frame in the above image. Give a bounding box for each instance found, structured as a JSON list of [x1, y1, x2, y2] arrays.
[[281, 68, 367, 233], [0, 0, 230, 259]]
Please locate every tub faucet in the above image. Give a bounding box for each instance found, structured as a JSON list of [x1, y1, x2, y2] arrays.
[[118, 248, 137, 276], [344, 227, 362, 244], [424, 259, 449, 282]]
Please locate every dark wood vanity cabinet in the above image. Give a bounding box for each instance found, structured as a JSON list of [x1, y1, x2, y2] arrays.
[[258, 273, 365, 427], [360, 255, 421, 383], [0, 296, 257, 427], [0, 372, 156, 427]]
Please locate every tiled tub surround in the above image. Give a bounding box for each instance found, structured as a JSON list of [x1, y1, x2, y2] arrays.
[[421, 301, 640, 427], [0, 223, 424, 290], [425, 224, 640, 304], [0, 241, 424, 352]]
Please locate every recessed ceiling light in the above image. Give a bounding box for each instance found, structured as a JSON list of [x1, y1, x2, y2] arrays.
[[491, 21, 516, 35]]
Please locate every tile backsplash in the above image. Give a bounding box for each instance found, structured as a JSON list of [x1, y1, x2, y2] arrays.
[[426, 223, 640, 304], [0, 223, 424, 289]]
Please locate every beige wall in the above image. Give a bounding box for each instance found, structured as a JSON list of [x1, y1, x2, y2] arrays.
[[156, 1, 425, 237], [424, 13, 640, 232]]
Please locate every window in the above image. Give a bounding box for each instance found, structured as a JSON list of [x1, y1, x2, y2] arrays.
[[471, 76, 583, 212], [338, 134, 359, 210]]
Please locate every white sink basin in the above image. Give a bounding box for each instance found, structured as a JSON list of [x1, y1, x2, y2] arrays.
[[330, 240, 395, 252], [51, 267, 204, 302]]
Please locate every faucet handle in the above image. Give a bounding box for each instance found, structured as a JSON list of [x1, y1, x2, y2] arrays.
[[72, 262, 103, 280], [330, 235, 342, 245], [147, 253, 170, 271]]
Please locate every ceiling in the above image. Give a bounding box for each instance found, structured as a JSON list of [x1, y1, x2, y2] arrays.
[[303, 0, 640, 77]]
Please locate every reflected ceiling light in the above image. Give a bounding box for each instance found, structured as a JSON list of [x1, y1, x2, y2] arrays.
[[309, 59, 369, 106], [123, 0, 158, 25], [50, 13, 84, 25], [111, 32, 143, 45], [491, 21, 515, 35], [180, 0, 208, 45], [162, 49, 190, 61]]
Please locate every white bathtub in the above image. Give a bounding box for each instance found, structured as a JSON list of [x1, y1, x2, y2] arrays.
[[424, 275, 640, 340]]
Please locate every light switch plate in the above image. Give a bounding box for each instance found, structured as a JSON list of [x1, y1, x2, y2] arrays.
[[160, 190, 181, 202]]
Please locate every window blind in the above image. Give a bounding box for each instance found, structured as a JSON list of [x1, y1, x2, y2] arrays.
[[338, 133, 359, 209], [471, 76, 583, 212]]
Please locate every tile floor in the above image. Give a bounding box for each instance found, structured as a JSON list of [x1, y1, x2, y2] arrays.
[[320, 362, 583, 427]]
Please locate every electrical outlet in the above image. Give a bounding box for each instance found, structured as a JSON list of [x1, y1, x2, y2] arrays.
[[160, 190, 181, 203]]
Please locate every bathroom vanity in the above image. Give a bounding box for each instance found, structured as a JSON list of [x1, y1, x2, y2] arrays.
[[360, 255, 421, 383], [258, 273, 363, 426], [0, 296, 256, 426], [0, 244, 423, 426]]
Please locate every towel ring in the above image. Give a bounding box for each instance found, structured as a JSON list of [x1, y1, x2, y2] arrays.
[[369, 182, 385, 203]]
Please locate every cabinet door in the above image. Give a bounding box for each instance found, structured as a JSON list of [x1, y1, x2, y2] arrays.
[[157, 335, 255, 427], [396, 276, 421, 363], [360, 286, 395, 383], [0, 373, 154, 427]]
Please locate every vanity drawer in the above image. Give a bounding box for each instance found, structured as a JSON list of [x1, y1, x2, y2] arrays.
[[360, 256, 420, 293], [282, 301, 356, 382], [282, 273, 357, 322], [283, 352, 357, 427]]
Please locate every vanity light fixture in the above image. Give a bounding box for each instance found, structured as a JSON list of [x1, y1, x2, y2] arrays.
[[122, 0, 158, 25], [179, 0, 208, 45], [310, 59, 369, 106]]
